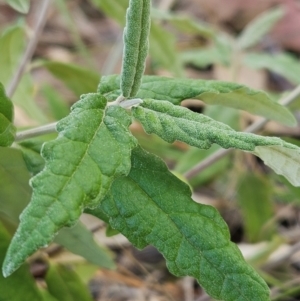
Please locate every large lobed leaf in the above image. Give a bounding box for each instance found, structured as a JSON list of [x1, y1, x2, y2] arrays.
[[98, 75, 295, 126], [0, 83, 15, 146], [133, 99, 300, 186], [99, 147, 270, 301], [2, 93, 137, 277]]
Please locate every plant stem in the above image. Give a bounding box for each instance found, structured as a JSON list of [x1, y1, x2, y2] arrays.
[[184, 84, 300, 179], [15, 122, 57, 141], [6, 0, 51, 98]]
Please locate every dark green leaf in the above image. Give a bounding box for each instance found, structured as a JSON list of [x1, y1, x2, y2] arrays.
[[100, 147, 270, 301], [237, 173, 274, 242], [3, 94, 137, 277], [98, 75, 295, 125]]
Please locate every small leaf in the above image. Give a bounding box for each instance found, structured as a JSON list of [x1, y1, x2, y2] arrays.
[[0, 221, 43, 301], [121, 0, 151, 97], [100, 147, 270, 301], [98, 75, 295, 126], [42, 62, 100, 97], [5, 0, 30, 13], [133, 99, 300, 186], [237, 6, 285, 50], [252, 145, 300, 187], [45, 264, 94, 301], [0, 83, 16, 146], [55, 221, 115, 269], [244, 52, 300, 85], [237, 173, 274, 243], [3, 93, 137, 277]]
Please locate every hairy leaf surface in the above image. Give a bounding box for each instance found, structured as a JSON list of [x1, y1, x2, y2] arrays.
[[0, 83, 15, 146], [2, 93, 137, 277], [99, 147, 270, 301], [121, 0, 151, 97], [133, 99, 300, 185], [98, 75, 295, 125]]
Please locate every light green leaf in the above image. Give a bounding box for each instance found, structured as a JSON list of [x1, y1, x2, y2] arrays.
[[55, 221, 115, 269], [237, 173, 274, 243], [244, 52, 300, 85], [0, 221, 43, 301], [42, 61, 100, 97], [98, 75, 295, 126], [133, 99, 300, 185], [151, 9, 215, 38], [237, 6, 285, 50], [0, 26, 47, 123], [90, 0, 128, 25], [3, 93, 137, 277], [45, 264, 94, 301], [5, 0, 30, 13], [0, 147, 31, 223], [0, 83, 15, 146], [252, 145, 300, 187], [121, 0, 151, 97], [100, 147, 270, 301], [150, 22, 182, 76]]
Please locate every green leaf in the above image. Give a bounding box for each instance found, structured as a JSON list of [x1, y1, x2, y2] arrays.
[[151, 9, 215, 38], [244, 52, 300, 85], [0, 147, 31, 223], [0, 221, 43, 301], [0, 26, 47, 123], [42, 61, 100, 97], [252, 145, 300, 187], [45, 264, 94, 301], [149, 22, 182, 76], [237, 6, 285, 50], [99, 147, 270, 301], [0, 83, 15, 146], [5, 0, 30, 13], [55, 221, 115, 269], [133, 99, 300, 185], [90, 0, 128, 25], [121, 0, 151, 97], [0, 82, 13, 122], [98, 75, 295, 126], [3, 93, 137, 277], [237, 173, 274, 243]]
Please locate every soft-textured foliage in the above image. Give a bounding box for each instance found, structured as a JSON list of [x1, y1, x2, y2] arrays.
[[121, 0, 151, 97], [98, 75, 295, 125], [5, 0, 30, 13], [0, 83, 15, 146], [133, 99, 300, 186], [98, 147, 270, 301], [2, 93, 137, 277]]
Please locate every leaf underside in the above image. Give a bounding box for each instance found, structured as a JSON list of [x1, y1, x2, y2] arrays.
[[98, 75, 295, 126], [133, 99, 300, 186], [99, 147, 270, 301], [2, 93, 136, 277]]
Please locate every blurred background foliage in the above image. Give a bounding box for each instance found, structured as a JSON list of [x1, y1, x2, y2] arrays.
[[1, 0, 300, 300]]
